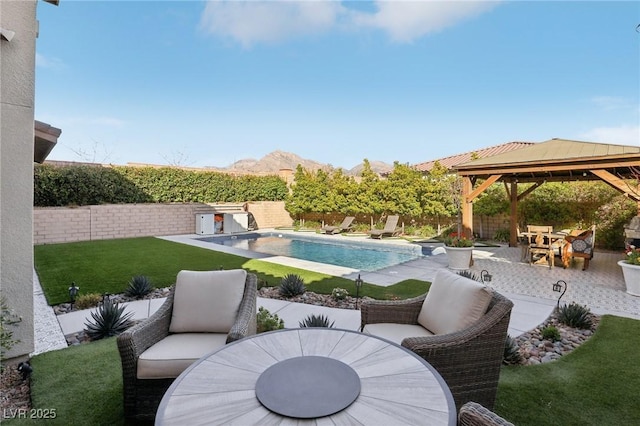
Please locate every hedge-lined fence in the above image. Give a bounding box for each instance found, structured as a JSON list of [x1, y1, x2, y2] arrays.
[[34, 164, 289, 207], [34, 163, 637, 249]]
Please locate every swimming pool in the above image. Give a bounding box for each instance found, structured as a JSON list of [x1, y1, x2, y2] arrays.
[[198, 233, 423, 272]]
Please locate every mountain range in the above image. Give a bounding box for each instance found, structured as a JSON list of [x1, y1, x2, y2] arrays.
[[209, 150, 393, 176]]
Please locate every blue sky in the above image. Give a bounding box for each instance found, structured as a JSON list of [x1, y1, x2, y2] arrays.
[[35, 1, 639, 169]]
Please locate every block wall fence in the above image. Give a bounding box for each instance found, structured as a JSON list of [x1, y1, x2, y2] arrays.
[[33, 201, 506, 245], [33, 201, 294, 245]]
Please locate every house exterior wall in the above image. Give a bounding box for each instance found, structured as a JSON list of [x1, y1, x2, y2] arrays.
[[0, 0, 38, 359], [34, 202, 293, 244]]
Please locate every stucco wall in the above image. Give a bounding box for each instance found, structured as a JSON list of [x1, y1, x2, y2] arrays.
[[34, 202, 293, 244], [0, 0, 38, 359]]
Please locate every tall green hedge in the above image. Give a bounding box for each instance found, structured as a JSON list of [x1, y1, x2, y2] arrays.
[[34, 164, 288, 206]]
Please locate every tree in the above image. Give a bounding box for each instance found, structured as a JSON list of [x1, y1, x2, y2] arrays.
[[328, 169, 357, 215], [353, 159, 383, 223], [381, 162, 423, 218], [422, 162, 459, 234]]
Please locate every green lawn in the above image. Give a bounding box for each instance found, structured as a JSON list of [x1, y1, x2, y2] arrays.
[[34, 237, 429, 306], [496, 315, 640, 425], [29, 237, 640, 425], [5, 316, 639, 425]]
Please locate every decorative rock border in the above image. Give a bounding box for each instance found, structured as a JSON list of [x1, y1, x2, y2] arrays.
[[514, 311, 599, 365]]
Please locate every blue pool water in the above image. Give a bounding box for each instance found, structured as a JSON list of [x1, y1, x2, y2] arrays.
[[198, 233, 423, 272]]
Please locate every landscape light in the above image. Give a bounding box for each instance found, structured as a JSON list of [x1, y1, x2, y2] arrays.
[[68, 282, 79, 304], [480, 270, 492, 284], [552, 280, 567, 309], [355, 274, 363, 309]]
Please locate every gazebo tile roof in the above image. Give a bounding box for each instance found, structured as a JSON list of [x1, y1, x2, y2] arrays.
[[411, 141, 534, 173], [459, 139, 640, 168]]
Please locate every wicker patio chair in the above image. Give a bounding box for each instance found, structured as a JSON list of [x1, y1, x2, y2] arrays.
[[458, 402, 515, 426], [360, 271, 513, 412], [117, 270, 257, 421]]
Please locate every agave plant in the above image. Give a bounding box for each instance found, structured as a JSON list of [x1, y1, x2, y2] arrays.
[[299, 314, 335, 328], [503, 334, 523, 365], [279, 273, 306, 297], [557, 302, 592, 329], [84, 298, 133, 340], [125, 275, 154, 298], [456, 270, 481, 282]]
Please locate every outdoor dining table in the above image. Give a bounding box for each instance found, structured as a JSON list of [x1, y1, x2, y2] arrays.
[[155, 328, 456, 425], [519, 229, 567, 264]]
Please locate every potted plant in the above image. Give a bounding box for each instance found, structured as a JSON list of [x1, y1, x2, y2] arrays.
[[443, 233, 474, 270], [619, 245, 640, 296]]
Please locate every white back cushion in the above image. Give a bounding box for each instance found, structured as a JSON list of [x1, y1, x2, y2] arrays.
[[169, 269, 247, 333], [417, 269, 493, 335]]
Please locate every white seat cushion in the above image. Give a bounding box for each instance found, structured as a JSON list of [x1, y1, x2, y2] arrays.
[[169, 269, 247, 333], [417, 269, 493, 335], [137, 333, 228, 379], [362, 323, 433, 345]]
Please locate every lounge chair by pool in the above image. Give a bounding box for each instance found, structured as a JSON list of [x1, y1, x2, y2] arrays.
[[369, 215, 401, 239], [321, 216, 355, 234]]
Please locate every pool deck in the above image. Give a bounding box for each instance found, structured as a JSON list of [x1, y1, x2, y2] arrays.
[[34, 229, 640, 356]]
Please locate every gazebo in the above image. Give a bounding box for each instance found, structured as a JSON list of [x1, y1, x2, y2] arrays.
[[453, 138, 640, 246]]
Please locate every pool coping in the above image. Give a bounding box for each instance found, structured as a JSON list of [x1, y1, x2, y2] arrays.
[[158, 229, 449, 287]]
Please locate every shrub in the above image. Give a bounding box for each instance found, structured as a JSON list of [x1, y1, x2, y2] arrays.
[[84, 298, 133, 341], [541, 325, 561, 342], [594, 195, 637, 250], [125, 275, 154, 299], [299, 314, 335, 328], [331, 288, 349, 300], [74, 293, 103, 310], [353, 223, 372, 233], [34, 164, 288, 207], [279, 274, 306, 297], [493, 228, 511, 243], [256, 307, 284, 333], [503, 334, 523, 365], [558, 303, 593, 329], [0, 297, 22, 368]]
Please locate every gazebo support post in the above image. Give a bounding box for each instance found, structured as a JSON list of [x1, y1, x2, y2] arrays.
[[461, 177, 473, 238], [510, 179, 518, 247]]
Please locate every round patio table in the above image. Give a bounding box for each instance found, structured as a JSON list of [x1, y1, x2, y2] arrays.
[[156, 328, 456, 425]]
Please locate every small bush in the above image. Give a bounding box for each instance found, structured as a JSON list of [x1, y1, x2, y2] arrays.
[[125, 275, 154, 299], [542, 325, 561, 342], [74, 293, 103, 310], [331, 288, 349, 300], [299, 314, 335, 328], [256, 307, 284, 333], [0, 297, 22, 368], [558, 303, 593, 329], [279, 274, 306, 297], [493, 228, 511, 243], [257, 278, 269, 290], [503, 334, 523, 365], [84, 298, 133, 341]]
